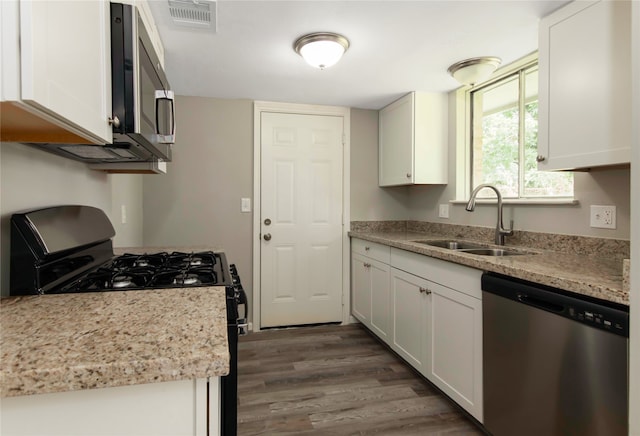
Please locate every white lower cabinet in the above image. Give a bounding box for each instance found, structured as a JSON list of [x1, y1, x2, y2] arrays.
[[0, 378, 220, 436], [351, 238, 483, 423], [369, 261, 391, 340], [391, 248, 483, 423], [351, 253, 372, 324], [351, 240, 391, 340], [390, 267, 430, 371], [426, 280, 483, 422]]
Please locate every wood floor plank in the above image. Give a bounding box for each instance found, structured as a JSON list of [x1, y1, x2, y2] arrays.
[[237, 323, 484, 435]]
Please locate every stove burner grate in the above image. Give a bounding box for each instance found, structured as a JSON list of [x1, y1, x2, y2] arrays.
[[53, 251, 225, 292]]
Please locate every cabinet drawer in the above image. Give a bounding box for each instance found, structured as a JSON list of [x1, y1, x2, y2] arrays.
[[351, 238, 390, 263], [390, 248, 482, 299]]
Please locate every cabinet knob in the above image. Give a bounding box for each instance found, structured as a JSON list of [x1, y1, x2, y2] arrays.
[[108, 116, 121, 128], [536, 155, 546, 162], [365, 246, 370, 251], [406, 173, 412, 178], [419, 287, 432, 295]]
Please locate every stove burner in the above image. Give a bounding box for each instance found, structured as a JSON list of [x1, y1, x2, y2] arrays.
[[189, 257, 203, 266], [112, 253, 168, 270], [174, 273, 201, 286], [113, 275, 135, 288]]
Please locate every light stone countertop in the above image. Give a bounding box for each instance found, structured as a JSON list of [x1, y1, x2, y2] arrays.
[[1, 245, 231, 398], [350, 230, 628, 306]]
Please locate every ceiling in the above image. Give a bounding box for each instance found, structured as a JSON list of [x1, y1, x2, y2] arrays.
[[148, 0, 570, 110]]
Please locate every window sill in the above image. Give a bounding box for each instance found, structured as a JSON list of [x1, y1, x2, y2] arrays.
[[451, 198, 579, 206]]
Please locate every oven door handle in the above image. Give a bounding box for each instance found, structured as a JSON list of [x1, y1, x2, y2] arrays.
[[236, 286, 249, 335]]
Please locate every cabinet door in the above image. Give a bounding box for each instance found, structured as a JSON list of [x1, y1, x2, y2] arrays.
[[351, 253, 372, 325], [538, 0, 631, 170], [379, 93, 414, 186], [390, 267, 429, 371], [427, 282, 483, 423], [0, 378, 212, 436], [19, 0, 112, 144], [369, 259, 391, 340]]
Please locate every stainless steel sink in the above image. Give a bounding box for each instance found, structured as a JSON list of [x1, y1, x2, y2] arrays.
[[413, 240, 484, 250], [412, 239, 531, 256], [459, 248, 525, 256]]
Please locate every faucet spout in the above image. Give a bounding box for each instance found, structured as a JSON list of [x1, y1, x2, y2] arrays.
[[465, 184, 513, 245]]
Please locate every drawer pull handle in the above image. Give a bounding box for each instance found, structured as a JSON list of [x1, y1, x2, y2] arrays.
[[419, 287, 432, 295], [364, 263, 371, 268], [365, 246, 370, 251]]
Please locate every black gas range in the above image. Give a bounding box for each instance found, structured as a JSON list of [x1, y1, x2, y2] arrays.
[[9, 205, 246, 436]]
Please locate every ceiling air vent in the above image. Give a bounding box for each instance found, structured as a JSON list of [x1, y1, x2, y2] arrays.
[[168, 0, 216, 31]]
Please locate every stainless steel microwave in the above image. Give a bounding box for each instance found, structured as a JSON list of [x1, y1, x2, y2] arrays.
[[27, 2, 175, 164], [109, 2, 175, 162]]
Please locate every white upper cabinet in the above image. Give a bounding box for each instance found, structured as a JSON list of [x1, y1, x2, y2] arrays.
[[537, 0, 631, 171], [0, 0, 112, 144], [378, 92, 448, 186]]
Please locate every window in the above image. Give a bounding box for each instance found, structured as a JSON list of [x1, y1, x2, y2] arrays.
[[468, 59, 573, 199]]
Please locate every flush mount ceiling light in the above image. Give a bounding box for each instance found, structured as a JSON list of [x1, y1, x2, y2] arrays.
[[447, 56, 502, 86], [294, 32, 350, 70]]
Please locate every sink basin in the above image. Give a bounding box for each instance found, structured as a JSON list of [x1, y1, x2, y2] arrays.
[[412, 240, 533, 257], [460, 248, 525, 256], [413, 240, 484, 250]]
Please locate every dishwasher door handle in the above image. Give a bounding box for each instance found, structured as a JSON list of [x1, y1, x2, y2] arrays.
[[517, 293, 564, 313]]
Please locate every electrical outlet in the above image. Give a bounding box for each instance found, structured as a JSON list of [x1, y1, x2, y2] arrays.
[[590, 205, 616, 229], [438, 204, 450, 219]]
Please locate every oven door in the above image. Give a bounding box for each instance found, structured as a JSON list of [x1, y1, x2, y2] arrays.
[[111, 3, 175, 161]]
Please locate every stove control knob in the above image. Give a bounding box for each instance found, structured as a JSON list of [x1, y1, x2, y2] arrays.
[[263, 233, 272, 241]]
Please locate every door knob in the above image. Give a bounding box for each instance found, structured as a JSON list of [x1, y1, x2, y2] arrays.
[[264, 218, 271, 226], [263, 233, 272, 241], [536, 155, 546, 162]]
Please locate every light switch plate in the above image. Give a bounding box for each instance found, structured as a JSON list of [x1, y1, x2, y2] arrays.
[[438, 204, 449, 219], [241, 198, 251, 213], [590, 205, 616, 229]]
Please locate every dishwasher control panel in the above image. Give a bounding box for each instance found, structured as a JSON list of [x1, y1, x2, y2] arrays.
[[568, 307, 627, 334]]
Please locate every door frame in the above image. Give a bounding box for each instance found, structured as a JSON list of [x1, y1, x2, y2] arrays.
[[252, 101, 351, 332]]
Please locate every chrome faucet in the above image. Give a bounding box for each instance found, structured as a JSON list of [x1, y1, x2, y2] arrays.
[[465, 184, 514, 246]]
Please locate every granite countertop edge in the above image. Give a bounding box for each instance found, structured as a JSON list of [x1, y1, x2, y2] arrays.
[[1, 285, 230, 398], [349, 231, 628, 306]]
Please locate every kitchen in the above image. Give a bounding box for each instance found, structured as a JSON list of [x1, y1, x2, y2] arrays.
[[0, 0, 638, 435]]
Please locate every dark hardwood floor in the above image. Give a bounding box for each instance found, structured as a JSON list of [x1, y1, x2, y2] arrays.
[[237, 323, 484, 435]]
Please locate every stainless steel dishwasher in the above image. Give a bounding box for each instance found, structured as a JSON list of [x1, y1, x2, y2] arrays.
[[481, 272, 629, 436]]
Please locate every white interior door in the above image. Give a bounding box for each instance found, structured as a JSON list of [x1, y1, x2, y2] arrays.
[[260, 112, 344, 328]]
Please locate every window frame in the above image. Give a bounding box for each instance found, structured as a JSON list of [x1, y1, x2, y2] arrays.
[[454, 52, 576, 205]]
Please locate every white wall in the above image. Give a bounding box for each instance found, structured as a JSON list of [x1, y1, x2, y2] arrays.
[[350, 108, 409, 221], [0, 143, 143, 296], [111, 174, 144, 248], [142, 96, 254, 302]]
